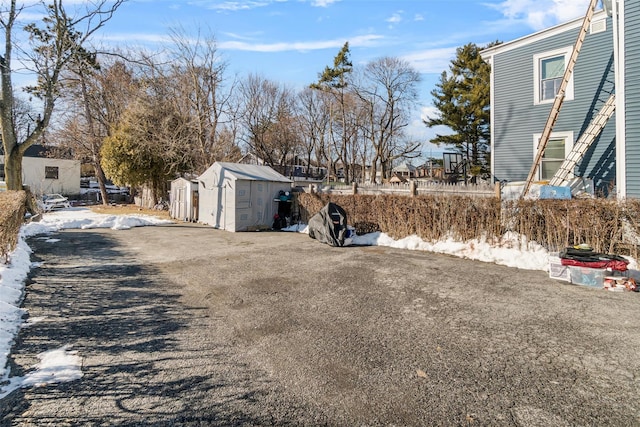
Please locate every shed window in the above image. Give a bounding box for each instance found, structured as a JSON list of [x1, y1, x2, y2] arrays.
[[45, 166, 59, 180]]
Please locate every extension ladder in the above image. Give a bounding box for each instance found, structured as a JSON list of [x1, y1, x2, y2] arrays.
[[521, 0, 600, 198], [548, 93, 616, 187]]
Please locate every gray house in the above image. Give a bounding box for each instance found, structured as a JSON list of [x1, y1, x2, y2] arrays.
[[482, 1, 639, 198], [198, 162, 292, 232]]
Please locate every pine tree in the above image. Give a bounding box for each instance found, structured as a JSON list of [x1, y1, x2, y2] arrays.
[[425, 42, 498, 179], [310, 42, 354, 183]]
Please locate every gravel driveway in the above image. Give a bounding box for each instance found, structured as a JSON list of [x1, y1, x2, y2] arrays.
[[1, 223, 639, 426]]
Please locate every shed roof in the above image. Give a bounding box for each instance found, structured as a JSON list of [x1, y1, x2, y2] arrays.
[[210, 162, 292, 183]]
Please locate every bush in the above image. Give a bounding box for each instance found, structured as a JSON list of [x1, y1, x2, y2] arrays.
[[0, 191, 27, 263]]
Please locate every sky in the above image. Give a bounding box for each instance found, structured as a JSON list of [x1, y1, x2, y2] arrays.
[[7, 0, 597, 160], [1, 203, 635, 399]]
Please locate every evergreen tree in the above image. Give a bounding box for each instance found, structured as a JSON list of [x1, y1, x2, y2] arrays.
[[310, 42, 355, 182], [425, 42, 498, 179]]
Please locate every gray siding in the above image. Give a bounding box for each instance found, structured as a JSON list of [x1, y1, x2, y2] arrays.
[[492, 18, 616, 194], [625, 1, 640, 197]]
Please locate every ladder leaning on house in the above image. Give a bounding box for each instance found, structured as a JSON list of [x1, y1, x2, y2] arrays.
[[548, 93, 616, 187], [520, 0, 600, 199]]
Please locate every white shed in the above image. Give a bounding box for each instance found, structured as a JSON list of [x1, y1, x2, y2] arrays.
[[198, 162, 293, 232], [169, 177, 199, 222]]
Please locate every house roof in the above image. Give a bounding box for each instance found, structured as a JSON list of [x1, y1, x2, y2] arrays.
[[0, 144, 47, 157], [0, 144, 75, 159], [481, 9, 608, 60], [393, 162, 416, 173], [211, 162, 292, 183]]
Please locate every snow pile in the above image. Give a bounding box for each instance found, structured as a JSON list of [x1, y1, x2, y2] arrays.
[[283, 224, 550, 271], [22, 207, 172, 237], [1, 208, 172, 398], [0, 345, 82, 399]]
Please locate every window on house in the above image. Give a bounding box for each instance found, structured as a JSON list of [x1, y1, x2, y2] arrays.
[[0, 164, 5, 179], [533, 47, 574, 105], [541, 138, 566, 180], [533, 132, 574, 181], [540, 56, 564, 101], [45, 166, 59, 180]]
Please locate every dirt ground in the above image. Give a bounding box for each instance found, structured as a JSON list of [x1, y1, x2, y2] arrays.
[[88, 203, 172, 220], [2, 223, 639, 426]]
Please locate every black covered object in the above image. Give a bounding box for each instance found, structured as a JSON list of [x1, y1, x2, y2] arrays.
[[308, 202, 348, 247]]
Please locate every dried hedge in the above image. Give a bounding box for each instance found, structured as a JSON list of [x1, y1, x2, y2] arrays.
[[0, 191, 27, 263], [504, 199, 640, 256], [297, 193, 502, 242], [297, 193, 640, 259]]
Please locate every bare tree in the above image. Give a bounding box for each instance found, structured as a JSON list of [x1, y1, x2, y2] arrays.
[[168, 27, 239, 173], [311, 42, 355, 183], [52, 59, 137, 204], [239, 74, 299, 170], [0, 0, 125, 191], [353, 56, 422, 182], [297, 87, 330, 179]]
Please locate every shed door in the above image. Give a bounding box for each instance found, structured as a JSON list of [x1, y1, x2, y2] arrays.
[[177, 187, 186, 219], [235, 180, 251, 229]]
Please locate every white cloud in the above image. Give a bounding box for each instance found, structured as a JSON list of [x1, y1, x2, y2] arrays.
[[98, 32, 172, 44], [414, 13, 424, 22], [386, 11, 403, 25], [402, 46, 456, 74], [487, 0, 588, 30], [421, 105, 440, 122], [206, 1, 271, 11], [218, 34, 384, 52], [311, 0, 340, 6]]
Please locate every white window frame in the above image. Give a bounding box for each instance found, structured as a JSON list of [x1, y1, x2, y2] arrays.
[[533, 46, 575, 105], [532, 131, 574, 181]]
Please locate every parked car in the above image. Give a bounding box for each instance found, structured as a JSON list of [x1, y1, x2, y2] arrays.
[[39, 193, 71, 212]]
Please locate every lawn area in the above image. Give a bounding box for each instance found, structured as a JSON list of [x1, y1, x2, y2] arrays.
[[89, 204, 171, 221]]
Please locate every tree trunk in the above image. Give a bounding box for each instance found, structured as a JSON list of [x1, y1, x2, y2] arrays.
[[4, 148, 23, 191], [94, 162, 110, 205]]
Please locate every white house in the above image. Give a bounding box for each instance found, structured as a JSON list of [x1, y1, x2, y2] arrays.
[[197, 162, 293, 232], [1, 145, 80, 196]]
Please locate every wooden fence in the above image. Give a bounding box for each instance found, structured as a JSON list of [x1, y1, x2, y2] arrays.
[[309, 181, 499, 198]]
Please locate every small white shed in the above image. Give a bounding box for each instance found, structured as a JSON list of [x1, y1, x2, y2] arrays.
[[198, 162, 293, 232], [169, 177, 199, 222]]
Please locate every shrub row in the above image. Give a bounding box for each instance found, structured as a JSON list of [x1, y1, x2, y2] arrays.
[[0, 191, 27, 263], [296, 193, 640, 259]]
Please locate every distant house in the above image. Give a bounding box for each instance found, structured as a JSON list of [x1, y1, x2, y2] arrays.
[[197, 162, 292, 232], [392, 162, 417, 179], [238, 153, 327, 182], [0, 145, 80, 196], [482, 2, 639, 197], [416, 160, 444, 180]]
